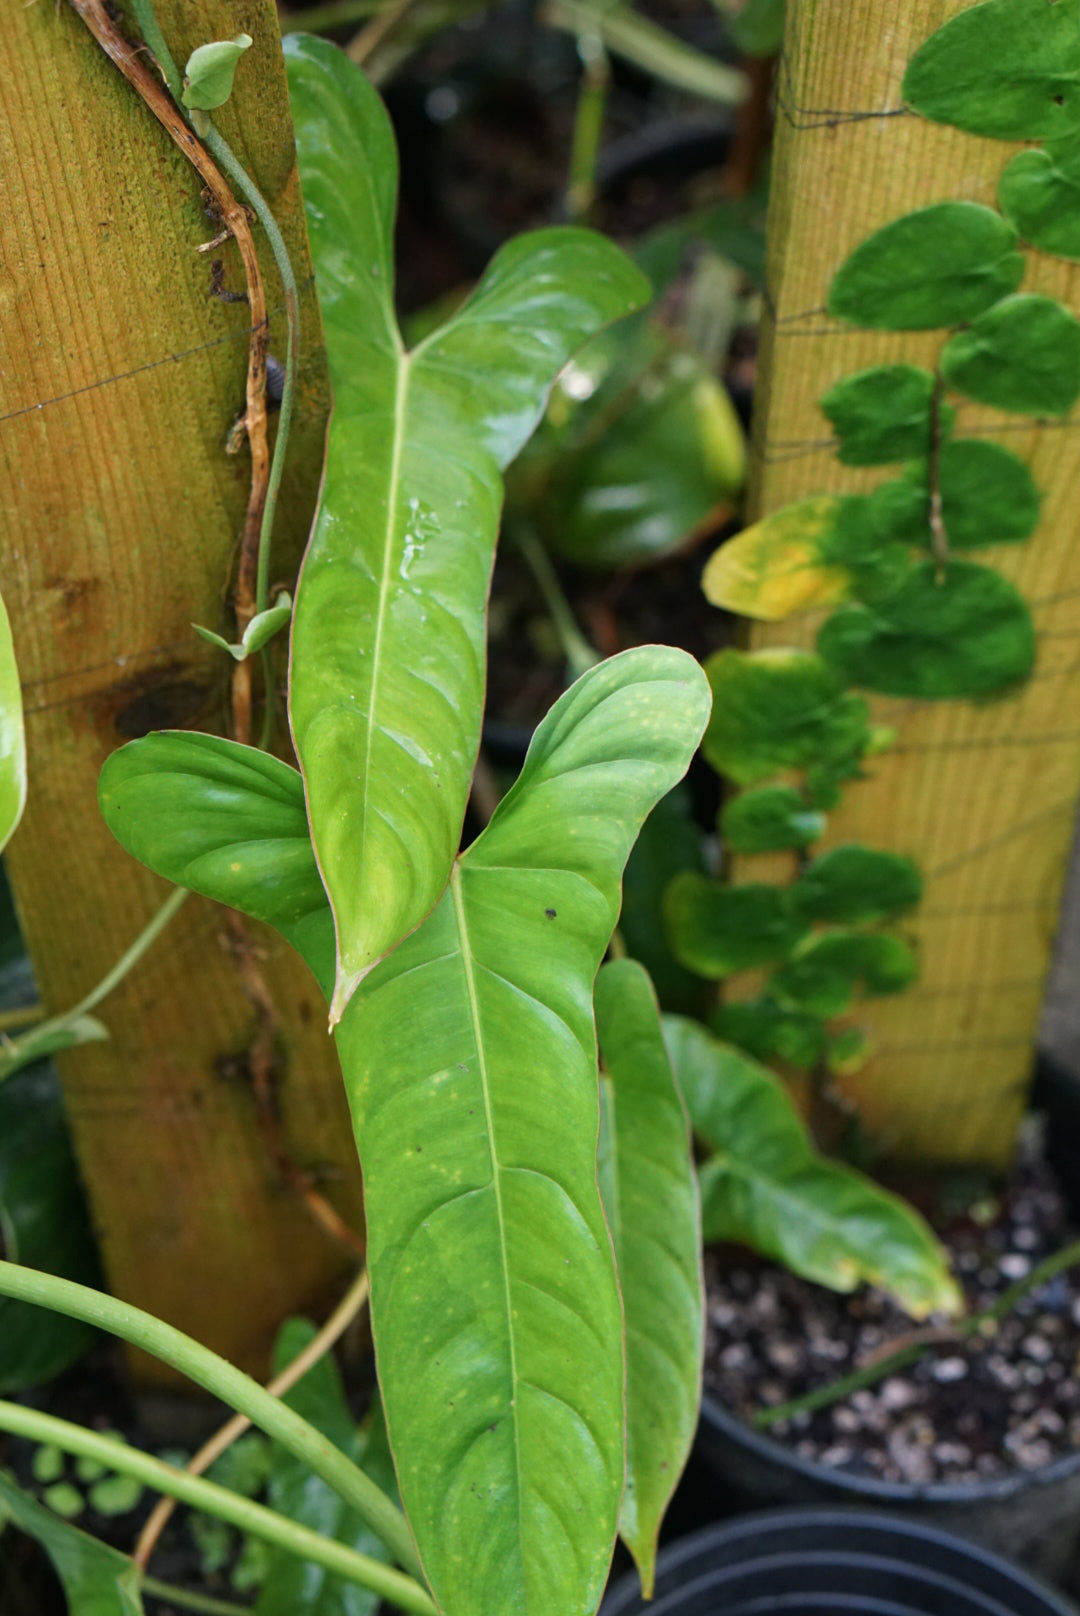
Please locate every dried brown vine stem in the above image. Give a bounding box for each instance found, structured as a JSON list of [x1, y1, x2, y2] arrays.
[[133, 1266, 371, 1571], [67, 0, 270, 745]]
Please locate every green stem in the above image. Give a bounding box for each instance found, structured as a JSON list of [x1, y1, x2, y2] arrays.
[[754, 1234, 1080, 1431], [0, 1262, 420, 1579], [0, 1403, 434, 1616], [129, 0, 300, 621], [567, 34, 610, 222], [142, 1578, 251, 1616], [0, 888, 188, 1079], [68, 887, 188, 1019], [280, 0, 383, 32], [515, 527, 600, 682]]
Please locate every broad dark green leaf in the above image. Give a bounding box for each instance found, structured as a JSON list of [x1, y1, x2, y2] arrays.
[[519, 335, 741, 570], [0, 1471, 143, 1615], [720, 786, 825, 854], [285, 36, 650, 1018], [258, 1320, 395, 1616], [827, 204, 1023, 331], [664, 874, 809, 978], [620, 786, 709, 1017], [702, 648, 872, 786], [941, 294, 1080, 416], [702, 498, 853, 621], [661, 1017, 962, 1318], [820, 365, 954, 467], [333, 648, 709, 1616], [102, 649, 711, 1616], [1000, 140, 1080, 261], [903, 0, 1080, 141], [792, 845, 922, 925], [771, 930, 918, 1018], [817, 560, 1036, 699], [0, 1067, 101, 1393], [709, 996, 827, 1070], [864, 441, 1040, 554], [98, 732, 335, 997], [594, 961, 702, 1598], [0, 591, 26, 856], [730, 0, 785, 56], [816, 498, 916, 607]]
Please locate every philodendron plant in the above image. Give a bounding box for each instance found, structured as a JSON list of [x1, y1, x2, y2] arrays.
[[0, 36, 714, 1616]]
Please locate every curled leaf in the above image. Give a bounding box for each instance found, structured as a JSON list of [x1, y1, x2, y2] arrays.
[[0, 592, 26, 856], [182, 34, 253, 112], [662, 1016, 962, 1319]]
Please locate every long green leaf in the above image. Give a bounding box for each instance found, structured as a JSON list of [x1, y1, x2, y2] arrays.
[[0, 592, 26, 854], [258, 1320, 396, 1616], [285, 37, 650, 1019], [594, 961, 702, 1599], [98, 647, 711, 1616], [0, 1470, 143, 1615], [661, 1016, 961, 1320]]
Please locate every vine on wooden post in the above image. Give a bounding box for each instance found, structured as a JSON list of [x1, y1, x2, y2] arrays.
[[665, 0, 1080, 1104]]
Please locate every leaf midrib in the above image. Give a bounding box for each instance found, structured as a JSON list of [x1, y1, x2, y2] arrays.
[[352, 351, 413, 983], [448, 863, 525, 1586]]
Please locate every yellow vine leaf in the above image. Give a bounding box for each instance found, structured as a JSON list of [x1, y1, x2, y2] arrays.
[[702, 496, 853, 620]]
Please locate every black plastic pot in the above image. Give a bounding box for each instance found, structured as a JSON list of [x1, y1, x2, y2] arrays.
[[601, 1510, 1078, 1616], [695, 1070, 1080, 1584]]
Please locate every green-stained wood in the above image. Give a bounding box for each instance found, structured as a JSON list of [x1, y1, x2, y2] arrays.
[[0, 0, 359, 1375]]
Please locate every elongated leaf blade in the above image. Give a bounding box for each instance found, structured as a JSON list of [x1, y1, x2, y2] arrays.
[[0, 1471, 143, 1615], [285, 37, 650, 1019], [594, 960, 702, 1598], [98, 732, 335, 997], [0, 592, 26, 855], [97, 649, 711, 1616], [333, 647, 710, 1616], [661, 1016, 961, 1319], [258, 1319, 396, 1616]]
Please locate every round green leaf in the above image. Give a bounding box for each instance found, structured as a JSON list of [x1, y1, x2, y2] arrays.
[[182, 34, 253, 111], [730, 0, 785, 55], [792, 845, 923, 925], [702, 647, 871, 786], [820, 365, 954, 467], [771, 931, 918, 1018], [87, 1475, 144, 1518], [720, 786, 825, 853], [821, 498, 917, 603], [663, 874, 809, 978], [893, 441, 1040, 550], [941, 294, 1080, 416], [903, 0, 1080, 142], [827, 204, 1024, 331], [708, 997, 827, 1070], [1000, 141, 1080, 262], [818, 560, 1036, 699]]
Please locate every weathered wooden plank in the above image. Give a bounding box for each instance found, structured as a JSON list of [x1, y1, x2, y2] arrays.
[[0, 0, 362, 1374], [741, 0, 1080, 1169]]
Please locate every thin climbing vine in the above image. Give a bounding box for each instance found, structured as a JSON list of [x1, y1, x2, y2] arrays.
[[666, 0, 1080, 1094]]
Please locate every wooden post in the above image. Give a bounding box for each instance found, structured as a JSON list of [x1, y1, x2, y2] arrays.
[[0, 0, 364, 1376], [743, 0, 1080, 1170]]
